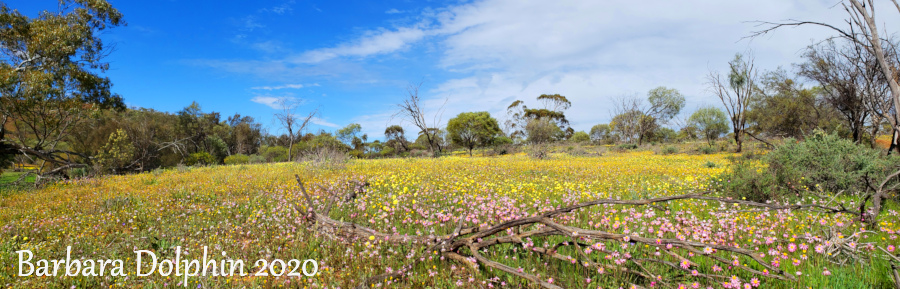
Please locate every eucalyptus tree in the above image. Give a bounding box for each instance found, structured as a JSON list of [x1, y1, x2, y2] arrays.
[[447, 111, 502, 156], [0, 0, 125, 175], [707, 53, 757, 152]]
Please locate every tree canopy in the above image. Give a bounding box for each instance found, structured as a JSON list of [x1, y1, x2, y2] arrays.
[[0, 0, 125, 175], [688, 106, 729, 146], [447, 111, 502, 156]]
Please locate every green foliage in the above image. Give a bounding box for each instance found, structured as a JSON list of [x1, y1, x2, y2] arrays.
[[336, 123, 362, 144], [767, 130, 892, 194], [648, 127, 677, 143], [260, 146, 288, 162], [0, 131, 15, 174], [611, 110, 657, 144], [506, 94, 571, 140], [617, 143, 638, 150], [447, 111, 502, 155], [747, 70, 825, 139], [308, 133, 347, 151], [688, 106, 729, 146], [384, 125, 408, 152], [95, 129, 135, 173], [224, 154, 250, 165], [203, 135, 229, 164], [248, 154, 266, 164], [569, 131, 590, 143], [184, 152, 216, 166], [589, 123, 616, 144], [715, 130, 897, 202], [646, 86, 685, 122], [700, 146, 717, 154], [714, 159, 776, 202], [661, 146, 678, 155], [526, 117, 562, 144], [493, 136, 513, 146], [348, 150, 365, 159], [0, 0, 125, 173]]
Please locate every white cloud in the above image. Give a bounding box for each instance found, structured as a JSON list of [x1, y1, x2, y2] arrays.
[[240, 16, 265, 32], [311, 117, 339, 128], [251, 84, 304, 90], [201, 0, 900, 133], [351, 0, 899, 131], [291, 25, 429, 63], [261, 1, 295, 15], [250, 95, 301, 109], [385, 8, 403, 14]]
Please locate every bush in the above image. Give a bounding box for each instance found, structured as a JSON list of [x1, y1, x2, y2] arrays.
[[767, 131, 891, 194], [348, 150, 365, 159], [713, 130, 897, 202], [248, 154, 266, 164], [713, 159, 776, 202], [617, 143, 638, 150], [261, 146, 288, 162], [298, 146, 349, 169], [224, 154, 250, 165], [700, 146, 716, 154], [655, 145, 678, 155], [184, 152, 216, 166]]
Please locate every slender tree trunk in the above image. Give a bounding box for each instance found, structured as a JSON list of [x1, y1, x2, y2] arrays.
[[734, 128, 743, 153], [889, 129, 900, 155], [849, 0, 900, 155]]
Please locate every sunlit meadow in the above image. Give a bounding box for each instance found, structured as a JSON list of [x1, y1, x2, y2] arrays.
[[2, 151, 899, 288]]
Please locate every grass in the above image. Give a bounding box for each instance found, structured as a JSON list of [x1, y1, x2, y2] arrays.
[[0, 172, 35, 185], [0, 151, 898, 288]]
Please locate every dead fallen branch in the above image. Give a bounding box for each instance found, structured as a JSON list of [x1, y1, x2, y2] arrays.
[[289, 175, 891, 288]]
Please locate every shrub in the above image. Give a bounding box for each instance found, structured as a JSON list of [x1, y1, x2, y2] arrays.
[[184, 152, 216, 166], [658, 146, 678, 155], [767, 131, 891, 194], [298, 146, 349, 169], [713, 159, 776, 202], [700, 146, 716, 154], [570, 131, 591, 143], [261, 146, 288, 162], [224, 154, 250, 165], [348, 150, 365, 159], [248, 154, 266, 164], [617, 143, 638, 150], [714, 130, 897, 202]]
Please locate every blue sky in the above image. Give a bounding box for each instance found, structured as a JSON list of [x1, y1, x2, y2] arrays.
[[9, 0, 899, 138]]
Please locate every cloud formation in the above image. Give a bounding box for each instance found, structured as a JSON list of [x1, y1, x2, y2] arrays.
[[251, 84, 304, 90], [250, 95, 301, 109], [193, 0, 900, 137]]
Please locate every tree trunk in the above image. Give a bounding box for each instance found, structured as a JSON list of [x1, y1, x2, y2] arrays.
[[288, 136, 293, 162], [734, 128, 743, 153], [889, 128, 900, 155]]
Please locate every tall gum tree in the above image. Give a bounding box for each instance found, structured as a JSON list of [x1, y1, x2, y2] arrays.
[[0, 0, 125, 176]]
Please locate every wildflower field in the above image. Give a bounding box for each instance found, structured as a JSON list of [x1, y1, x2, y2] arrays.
[[1, 151, 899, 288]]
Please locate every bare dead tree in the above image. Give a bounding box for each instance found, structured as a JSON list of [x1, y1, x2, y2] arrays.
[[274, 99, 317, 162], [393, 82, 446, 157], [609, 95, 643, 144], [748, 0, 900, 153], [798, 39, 872, 143], [707, 53, 757, 152]]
